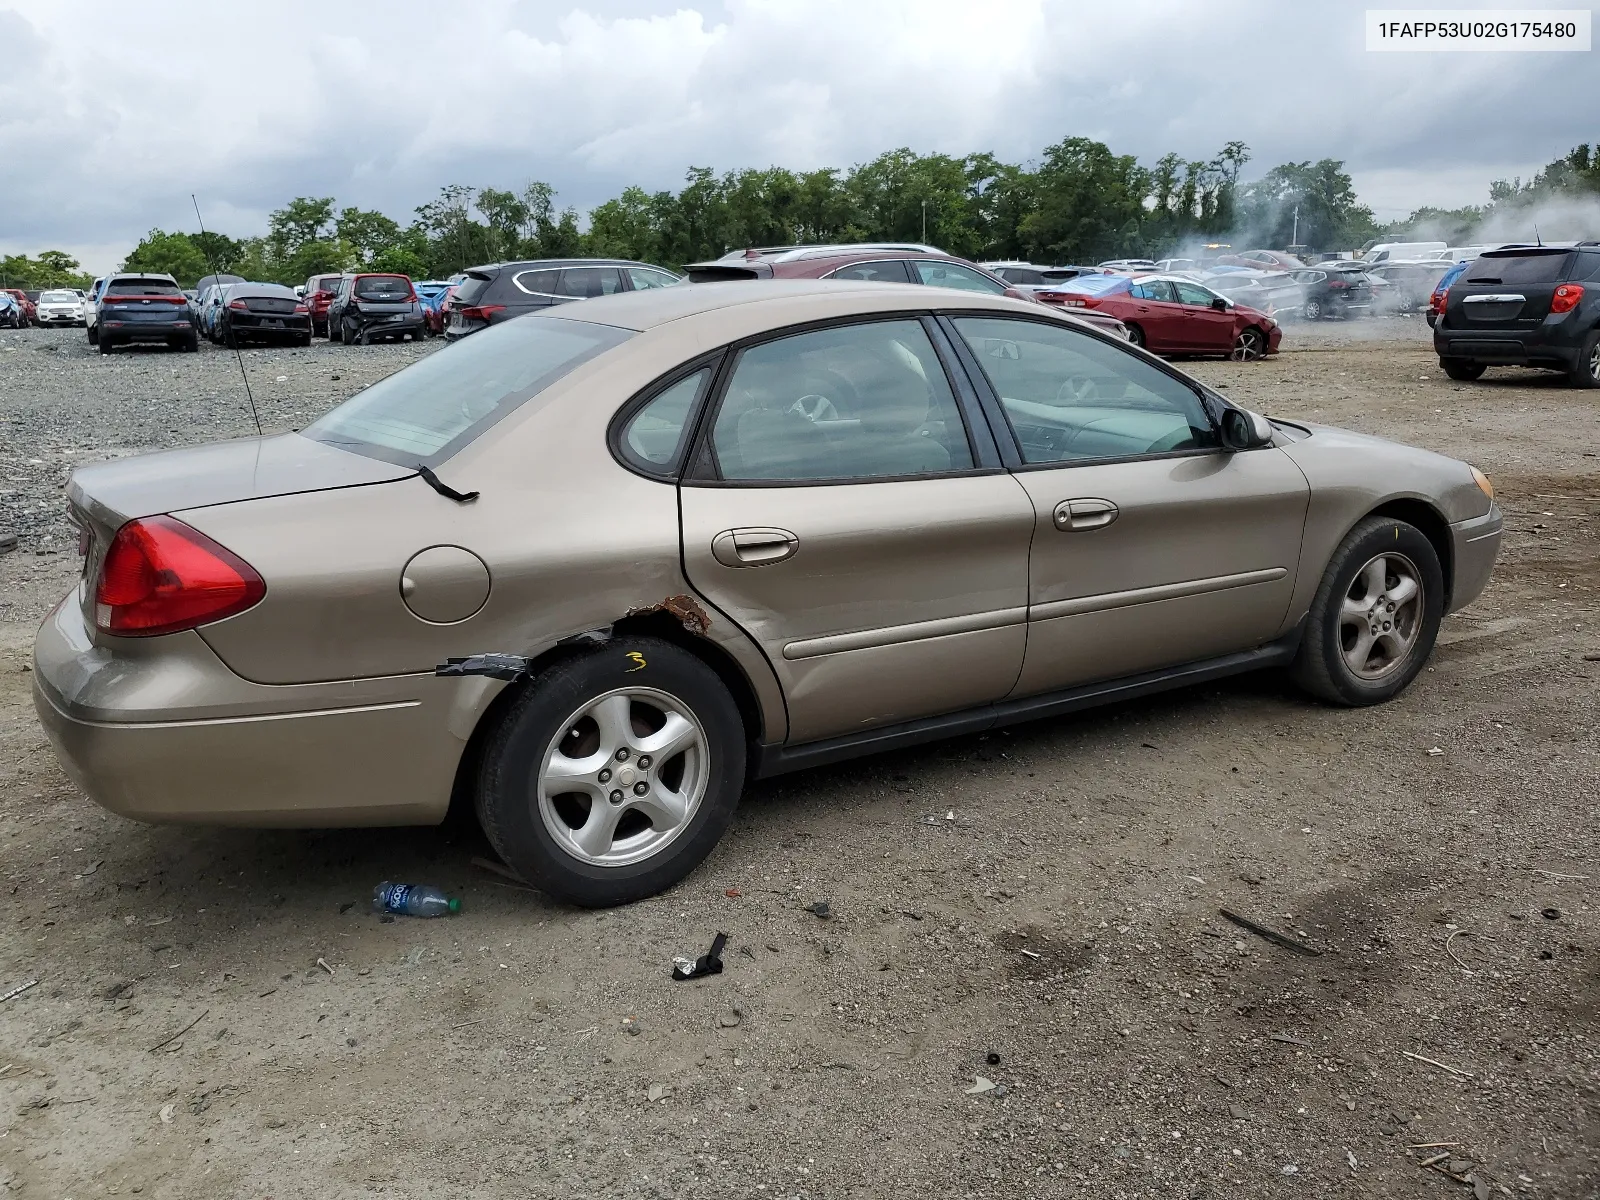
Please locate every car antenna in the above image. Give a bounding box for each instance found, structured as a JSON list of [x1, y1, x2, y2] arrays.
[[1534, 224, 1542, 247], [190, 194, 263, 437]]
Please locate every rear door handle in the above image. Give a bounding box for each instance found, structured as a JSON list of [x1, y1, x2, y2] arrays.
[[1053, 498, 1119, 532], [712, 527, 799, 567]]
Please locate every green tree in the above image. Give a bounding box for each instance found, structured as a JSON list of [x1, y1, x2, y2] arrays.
[[1019, 137, 1151, 263], [1237, 159, 1377, 253], [120, 230, 210, 286]]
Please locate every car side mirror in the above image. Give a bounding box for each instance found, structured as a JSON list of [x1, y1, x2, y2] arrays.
[[1210, 297, 1229, 311], [1220, 407, 1274, 451]]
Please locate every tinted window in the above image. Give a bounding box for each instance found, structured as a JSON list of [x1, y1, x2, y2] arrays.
[[1580, 252, 1600, 281], [354, 275, 411, 299], [305, 318, 631, 464], [827, 260, 912, 283], [1467, 251, 1574, 284], [953, 317, 1218, 465], [512, 269, 561, 296], [556, 268, 624, 298], [1130, 279, 1176, 302], [711, 320, 973, 482], [453, 272, 495, 305], [626, 266, 680, 290], [620, 369, 709, 472], [106, 279, 182, 296], [912, 261, 1008, 294], [995, 267, 1043, 285], [1172, 281, 1217, 306]]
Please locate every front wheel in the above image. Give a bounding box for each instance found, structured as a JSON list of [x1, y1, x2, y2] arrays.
[[1440, 357, 1486, 381], [476, 637, 746, 907], [1230, 327, 1267, 361], [1290, 516, 1444, 706]]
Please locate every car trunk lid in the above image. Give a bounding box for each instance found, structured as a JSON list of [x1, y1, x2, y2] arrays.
[[67, 434, 412, 638], [1444, 249, 1574, 327]]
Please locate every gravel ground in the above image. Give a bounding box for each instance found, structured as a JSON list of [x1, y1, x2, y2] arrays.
[[0, 317, 1596, 1198]]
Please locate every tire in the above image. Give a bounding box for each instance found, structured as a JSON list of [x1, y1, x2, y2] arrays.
[[181, 336, 198, 353], [329, 316, 342, 344], [86, 323, 98, 345], [1290, 516, 1444, 707], [298, 333, 312, 348], [1230, 326, 1267, 361], [342, 317, 360, 346], [1125, 323, 1146, 349], [476, 637, 747, 908], [1302, 298, 1324, 321], [1440, 358, 1486, 382], [98, 334, 114, 355], [1567, 331, 1600, 389]]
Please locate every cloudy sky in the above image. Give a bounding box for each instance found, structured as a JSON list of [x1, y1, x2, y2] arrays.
[[1, 0, 1592, 272]]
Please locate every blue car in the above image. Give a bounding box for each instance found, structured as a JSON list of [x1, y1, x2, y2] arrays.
[[1426, 260, 1472, 328], [411, 280, 451, 336]]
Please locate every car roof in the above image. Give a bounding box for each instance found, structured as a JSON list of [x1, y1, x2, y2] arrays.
[[231, 283, 298, 295], [538, 278, 1035, 333]]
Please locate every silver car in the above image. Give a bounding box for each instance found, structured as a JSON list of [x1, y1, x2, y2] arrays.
[[34, 281, 1502, 906]]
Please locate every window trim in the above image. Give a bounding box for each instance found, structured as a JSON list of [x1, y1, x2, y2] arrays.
[[937, 311, 1229, 474], [682, 310, 1003, 490], [606, 350, 729, 481]]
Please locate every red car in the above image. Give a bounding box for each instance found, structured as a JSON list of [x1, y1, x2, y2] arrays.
[[1036, 273, 1280, 359], [686, 245, 1130, 339], [1215, 249, 1306, 272], [3, 289, 37, 326], [302, 273, 347, 338]]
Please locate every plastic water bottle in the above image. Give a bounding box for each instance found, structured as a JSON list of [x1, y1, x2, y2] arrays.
[[372, 882, 460, 917]]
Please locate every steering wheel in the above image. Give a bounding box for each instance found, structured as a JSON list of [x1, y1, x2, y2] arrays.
[[1055, 376, 1099, 405], [789, 394, 840, 423]]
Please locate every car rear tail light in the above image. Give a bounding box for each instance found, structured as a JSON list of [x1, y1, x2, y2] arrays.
[[107, 294, 187, 305], [1429, 288, 1448, 314], [293, 303, 309, 313], [1327, 280, 1348, 289], [1551, 283, 1584, 314], [458, 305, 505, 321], [228, 299, 248, 310], [95, 516, 265, 637]]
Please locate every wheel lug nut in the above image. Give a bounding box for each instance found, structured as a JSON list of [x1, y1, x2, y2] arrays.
[[637, 755, 652, 769], [609, 789, 624, 804], [598, 768, 612, 783], [633, 781, 648, 796], [615, 748, 630, 762]]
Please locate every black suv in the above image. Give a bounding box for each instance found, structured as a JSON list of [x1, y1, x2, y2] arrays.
[[1433, 243, 1600, 386], [1290, 262, 1375, 320], [445, 259, 681, 339]]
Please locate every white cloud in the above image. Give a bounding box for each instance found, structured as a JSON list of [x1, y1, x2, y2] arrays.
[[0, 0, 1592, 272]]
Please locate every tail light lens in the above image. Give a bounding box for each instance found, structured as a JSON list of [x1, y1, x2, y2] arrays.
[[96, 516, 265, 637], [293, 303, 309, 313], [1551, 283, 1584, 314], [228, 299, 248, 310], [1428, 289, 1447, 314], [459, 305, 506, 322], [106, 294, 187, 305]]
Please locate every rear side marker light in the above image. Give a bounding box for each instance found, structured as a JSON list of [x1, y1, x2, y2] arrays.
[[1551, 283, 1584, 314], [96, 516, 265, 637]]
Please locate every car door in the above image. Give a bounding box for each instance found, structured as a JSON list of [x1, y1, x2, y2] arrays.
[[678, 316, 1035, 744], [945, 314, 1309, 696], [1124, 278, 1184, 350], [1171, 279, 1235, 351]]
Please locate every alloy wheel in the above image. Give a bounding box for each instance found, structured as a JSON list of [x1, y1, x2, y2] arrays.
[[1589, 340, 1600, 382], [1230, 328, 1266, 361], [536, 687, 709, 867], [1338, 552, 1424, 680]]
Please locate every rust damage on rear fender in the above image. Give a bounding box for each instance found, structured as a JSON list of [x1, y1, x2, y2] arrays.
[[625, 594, 712, 636]]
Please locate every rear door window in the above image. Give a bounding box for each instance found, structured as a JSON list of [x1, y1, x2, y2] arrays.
[[912, 261, 1008, 294], [1130, 279, 1176, 302], [556, 267, 624, 298], [827, 260, 913, 283], [1466, 252, 1574, 284], [305, 317, 632, 465]]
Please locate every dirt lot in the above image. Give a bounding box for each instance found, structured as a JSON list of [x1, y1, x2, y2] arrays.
[[0, 318, 1596, 1198]]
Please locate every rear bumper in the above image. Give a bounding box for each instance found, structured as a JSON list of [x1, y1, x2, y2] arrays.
[[1434, 320, 1585, 369], [1448, 502, 1502, 612], [31, 598, 484, 827], [102, 319, 192, 342], [229, 315, 311, 336]]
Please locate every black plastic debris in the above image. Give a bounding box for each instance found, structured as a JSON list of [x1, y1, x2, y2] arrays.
[[806, 901, 831, 919], [436, 654, 532, 681], [672, 932, 727, 981]]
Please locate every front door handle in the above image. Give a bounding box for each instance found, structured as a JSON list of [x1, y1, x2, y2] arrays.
[[1053, 498, 1119, 532], [711, 527, 799, 567]]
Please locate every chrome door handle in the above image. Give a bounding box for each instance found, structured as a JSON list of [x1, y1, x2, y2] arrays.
[[1053, 498, 1119, 532], [712, 527, 799, 567]]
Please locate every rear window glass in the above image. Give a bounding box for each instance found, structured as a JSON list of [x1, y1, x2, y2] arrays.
[[311, 276, 343, 292], [1467, 252, 1573, 284], [452, 273, 494, 305], [354, 275, 411, 299], [305, 317, 632, 465], [106, 279, 182, 296]]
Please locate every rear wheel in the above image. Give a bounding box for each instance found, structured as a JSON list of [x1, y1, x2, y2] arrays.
[[1302, 297, 1325, 321], [476, 637, 746, 907], [1125, 323, 1146, 349], [1567, 331, 1600, 389], [1440, 358, 1486, 381], [86, 323, 98, 345], [180, 336, 198, 353], [1291, 516, 1444, 706], [298, 332, 312, 348], [97, 334, 114, 355]]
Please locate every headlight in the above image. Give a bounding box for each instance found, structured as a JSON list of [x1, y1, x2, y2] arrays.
[[1471, 466, 1494, 500]]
